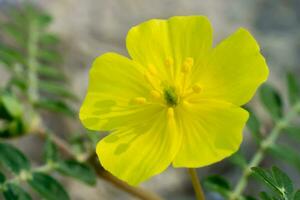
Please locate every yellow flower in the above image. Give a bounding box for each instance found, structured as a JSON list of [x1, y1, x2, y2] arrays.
[[79, 16, 269, 185]]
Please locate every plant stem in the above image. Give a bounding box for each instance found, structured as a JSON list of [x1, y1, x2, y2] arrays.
[[230, 102, 300, 200], [0, 163, 55, 191], [90, 155, 163, 200], [27, 18, 39, 103], [188, 168, 206, 200], [35, 127, 163, 200]]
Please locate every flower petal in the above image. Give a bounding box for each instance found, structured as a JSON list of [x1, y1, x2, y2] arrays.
[[79, 52, 151, 131], [167, 16, 213, 76], [97, 108, 181, 185], [173, 99, 248, 168], [126, 16, 213, 80], [192, 28, 269, 106]]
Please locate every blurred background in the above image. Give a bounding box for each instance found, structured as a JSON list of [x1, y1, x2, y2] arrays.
[[0, 0, 300, 199]]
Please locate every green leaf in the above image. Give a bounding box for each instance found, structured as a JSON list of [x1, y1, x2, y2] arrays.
[[28, 172, 70, 200], [271, 166, 293, 199], [259, 192, 273, 200], [0, 45, 24, 66], [259, 84, 283, 120], [252, 167, 278, 191], [43, 137, 59, 163], [252, 166, 294, 199], [0, 119, 26, 138], [39, 81, 77, 100], [8, 79, 27, 92], [286, 72, 300, 106], [203, 175, 230, 197], [9, 9, 28, 28], [24, 5, 52, 28], [229, 152, 247, 169], [86, 131, 101, 147], [294, 190, 300, 200], [37, 65, 65, 80], [38, 50, 62, 63], [0, 143, 30, 174], [35, 99, 75, 117], [268, 144, 300, 172], [1, 92, 23, 118], [0, 171, 6, 183], [1, 23, 25, 46], [3, 184, 32, 200], [57, 160, 96, 185], [36, 14, 52, 28], [246, 107, 262, 141], [245, 195, 257, 200], [40, 34, 60, 45], [0, 102, 13, 120], [285, 126, 300, 142]]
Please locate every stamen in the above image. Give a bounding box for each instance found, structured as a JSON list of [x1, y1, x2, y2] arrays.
[[165, 56, 174, 80], [167, 107, 174, 119], [148, 64, 157, 76], [144, 72, 158, 90], [192, 84, 201, 93], [150, 90, 161, 99], [132, 97, 146, 105], [165, 57, 174, 68], [182, 84, 202, 98], [181, 57, 194, 73]]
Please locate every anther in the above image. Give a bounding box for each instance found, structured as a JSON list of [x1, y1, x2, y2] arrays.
[[192, 84, 201, 93], [150, 90, 161, 99], [165, 57, 174, 68], [144, 72, 156, 88], [148, 64, 157, 76], [132, 97, 146, 105], [167, 107, 174, 119], [185, 57, 194, 66], [182, 57, 194, 73]]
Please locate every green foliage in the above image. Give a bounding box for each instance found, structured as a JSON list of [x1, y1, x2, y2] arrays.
[[0, 91, 26, 138], [229, 151, 248, 169], [203, 175, 231, 197], [38, 81, 77, 100], [0, 92, 23, 118], [0, 4, 96, 200], [284, 126, 300, 142], [42, 138, 96, 185], [294, 191, 300, 200], [28, 172, 70, 200], [259, 84, 283, 121], [0, 140, 96, 199], [286, 72, 300, 106], [252, 166, 300, 200], [0, 143, 30, 174], [43, 136, 59, 163], [34, 99, 75, 117], [3, 184, 32, 200], [207, 72, 300, 200], [268, 145, 300, 172], [0, 4, 76, 117], [57, 160, 96, 185], [245, 107, 262, 142], [37, 64, 65, 80]]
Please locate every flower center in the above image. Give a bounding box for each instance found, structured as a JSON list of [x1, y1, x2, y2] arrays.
[[132, 56, 202, 107], [163, 86, 178, 107]]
